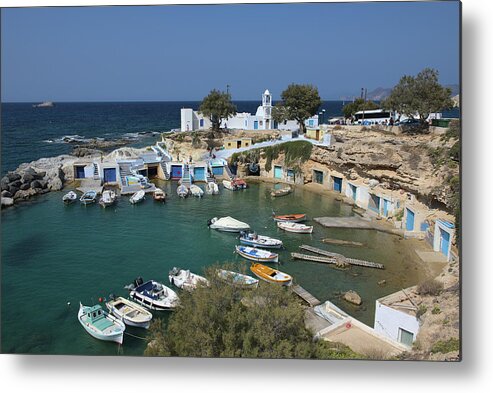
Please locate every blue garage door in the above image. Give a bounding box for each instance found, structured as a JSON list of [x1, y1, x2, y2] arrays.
[[383, 199, 390, 216], [171, 165, 182, 179], [333, 177, 342, 192], [194, 167, 205, 181], [212, 166, 223, 176], [254, 121, 259, 130], [406, 208, 415, 231], [274, 166, 283, 179], [103, 168, 117, 183], [75, 166, 85, 179], [350, 184, 357, 201], [440, 229, 450, 257]]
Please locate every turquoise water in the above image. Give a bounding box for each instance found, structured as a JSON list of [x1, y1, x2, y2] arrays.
[[1, 181, 428, 355]]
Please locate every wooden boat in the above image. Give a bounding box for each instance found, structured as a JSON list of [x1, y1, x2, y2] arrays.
[[233, 178, 247, 189], [78, 303, 125, 344], [222, 179, 236, 191], [239, 231, 283, 249], [271, 186, 292, 197], [272, 213, 306, 223], [207, 216, 250, 232], [80, 190, 97, 205], [277, 221, 313, 234], [99, 190, 117, 207], [153, 188, 166, 202], [127, 277, 179, 311], [129, 190, 145, 204], [235, 245, 279, 263], [177, 184, 189, 198], [105, 296, 153, 329], [217, 269, 259, 289], [168, 267, 209, 291], [62, 191, 77, 204], [206, 181, 219, 195], [190, 184, 204, 198], [250, 263, 292, 286]]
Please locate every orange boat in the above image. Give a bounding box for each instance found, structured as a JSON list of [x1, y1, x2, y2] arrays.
[[250, 263, 292, 286], [272, 213, 306, 223]]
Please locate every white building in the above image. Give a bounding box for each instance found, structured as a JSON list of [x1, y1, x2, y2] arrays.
[[181, 89, 318, 132]]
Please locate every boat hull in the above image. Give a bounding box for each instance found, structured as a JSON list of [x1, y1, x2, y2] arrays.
[[78, 305, 125, 344], [239, 235, 283, 249], [277, 222, 313, 233], [250, 264, 292, 286], [129, 291, 177, 311], [235, 246, 279, 263], [273, 214, 306, 223]]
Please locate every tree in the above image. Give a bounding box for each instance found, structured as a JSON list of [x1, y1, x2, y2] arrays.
[[383, 68, 454, 122], [144, 263, 362, 359], [199, 89, 237, 132], [342, 98, 379, 119], [277, 84, 322, 134], [271, 102, 289, 126]]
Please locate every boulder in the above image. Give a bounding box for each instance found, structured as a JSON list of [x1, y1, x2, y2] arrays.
[[20, 183, 31, 191], [22, 173, 35, 184], [1, 190, 12, 198], [30, 180, 42, 189], [9, 185, 20, 196], [7, 172, 21, 182], [34, 171, 46, 179], [343, 290, 362, 306], [10, 180, 22, 189], [14, 188, 38, 200], [48, 176, 63, 191], [23, 167, 37, 176], [38, 179, 48, 189], [1, 197, 14, 207]]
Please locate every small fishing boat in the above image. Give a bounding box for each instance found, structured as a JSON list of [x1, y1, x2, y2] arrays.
[[239, 231, 283, 249], [190, 184, 204, 197], [99, 190, 117, 207], [129, 190, 145, 204], [217, 269, 259, 289], [106, 296, 153, 329], [272, 213, 306, 223], [80, 190, 97, 205], [250, 263, 292, 286], [277, 221, 314, 234], [271, 186, 292, 197], [169, 267, 209, 291], [127, 277, 179, 311], [78, 303, 125, 344], [233, 178, 248, 189], [62, 191, 77, 204], [222, 179, 236, 191], [207, 216, 250, 232], [235, 245, 279, 263], [153, 188, 166, 202], [206, 181, 219, 195], [177, 184, 189, 198]]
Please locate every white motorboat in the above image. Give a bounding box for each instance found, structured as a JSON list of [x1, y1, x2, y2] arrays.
[[129, 190, 145, 204], [153, 188, 166, 202], [222, 179, 236, 191], [277, 221, 314, 234], [80, 190, 97, 205], [99, 190, 117, 207], [62, 191, 77, 204], [217, 269, 259, 289], [235, 245, 279, 263], [177, 184, 189, 198], [127, 277, 180, 311], [106, 296, 153, 329], [190, 184, 204, 198], [169, 267, 209, 291], [78, 303, 125, 344], [207, 216, 250, 232], [206, 181, 219, 195], [239, 231, 283, 249]]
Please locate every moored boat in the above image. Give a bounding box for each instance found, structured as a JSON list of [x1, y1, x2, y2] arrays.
[[235, 245, 279, 263], [169, 267, 209, 291], [277, 221, 313, 234], [233, 178, 247, 189], [177, 184, 189, 198], [206, 181, 219, 195], [99, 190, 117, 207], [190, 184, 204, 197], [153, 188, 166, 202], [62, 191, 77, 204], [127, 277, 179, 311], [106, 296, 153, 329], [250, 263, 292, 286], [239, 231, 283, 249], [272, 213, 306, 222], [207, 216, 250, 232], [222, 179, 236, 191], [217, 269, 259, 289], [129, 190, 145, 204], [80, 190, 97, 205], [78, 303, 125, 344], [271, 186, 292, 197]]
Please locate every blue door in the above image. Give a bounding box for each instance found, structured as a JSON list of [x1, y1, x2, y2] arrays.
[[350, 184, 357, 201], [254, 121, 258, 130], [440, 229, 450, 257], [103, 168, 117, 183], [383, 199, 390, 216], [194, 167, 205, 181], [309, 119, 314, 127], [406, 209, 415, 231], [274, 166, 283, 179], [75, 166, 85, 179], [369, 194, 380, 213], [171, 165, 182, 179], [212, 166, 223, 176], [333, 177, 342, 192]]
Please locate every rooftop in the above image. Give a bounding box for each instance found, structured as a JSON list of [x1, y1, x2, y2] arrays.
[[377, 287, 419, 317]]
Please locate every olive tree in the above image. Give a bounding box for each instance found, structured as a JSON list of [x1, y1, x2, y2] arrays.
[[199, 89, 237, 132]]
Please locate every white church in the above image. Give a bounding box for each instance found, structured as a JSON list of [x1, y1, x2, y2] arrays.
[[180, 89, 319, 132]]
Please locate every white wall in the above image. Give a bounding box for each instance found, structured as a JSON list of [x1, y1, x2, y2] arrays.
[[433, 220, 455, 261], [374, 301, 420, 346]]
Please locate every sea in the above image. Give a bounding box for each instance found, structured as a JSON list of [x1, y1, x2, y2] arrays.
[[1, 101, 451, 355]]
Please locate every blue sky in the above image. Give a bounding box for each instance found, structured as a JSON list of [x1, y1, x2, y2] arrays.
[[1, 2, 460, 102]]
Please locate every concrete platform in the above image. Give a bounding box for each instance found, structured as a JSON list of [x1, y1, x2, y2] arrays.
[[415, 250, 448, 263], [314, 216, 373, 229]]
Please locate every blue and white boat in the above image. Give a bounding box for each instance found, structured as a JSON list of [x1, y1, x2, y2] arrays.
[[78, 303, 125, 344], [239, 231, 283, 249], [80, 190, 97, 205], [217, 269, 259, 289], [235, 245, 279, 263], [127, 277, 179, 311]]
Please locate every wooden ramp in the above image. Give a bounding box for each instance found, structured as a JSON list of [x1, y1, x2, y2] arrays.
[[297, 245, 385, 269], [291, 285, 321, 307]]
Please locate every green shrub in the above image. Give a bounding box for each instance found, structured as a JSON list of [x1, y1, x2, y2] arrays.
[[417, 279, 443, 296], [430, 338, 460, 354], [394, 209, 404, 221], [431, 305, 441, 315], [416, 304, 428, 319]]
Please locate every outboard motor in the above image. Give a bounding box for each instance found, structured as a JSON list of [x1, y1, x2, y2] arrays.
[[134, 277, 144, 287], [207, 219, 212, 227]]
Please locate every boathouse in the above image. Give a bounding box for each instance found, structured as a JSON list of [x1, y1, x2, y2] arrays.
[[345, 181, 370, 209], [223, 138, 252, 150], [433, 219, 455, 261]]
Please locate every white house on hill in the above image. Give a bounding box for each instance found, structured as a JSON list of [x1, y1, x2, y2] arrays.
[[181, 89, 318, 132]]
